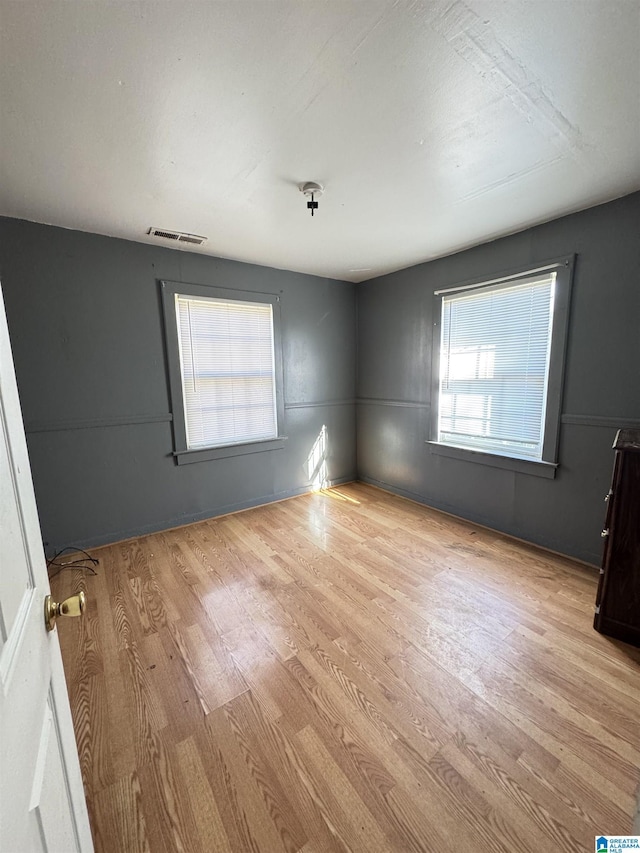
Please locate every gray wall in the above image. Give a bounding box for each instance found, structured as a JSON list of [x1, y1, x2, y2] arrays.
[[357, 192, 640, 565], [0, 219, 356, 554], [2, 192, 638, 564]]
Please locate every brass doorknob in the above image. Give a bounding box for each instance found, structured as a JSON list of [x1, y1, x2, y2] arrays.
[[44, 591, 86, 632]]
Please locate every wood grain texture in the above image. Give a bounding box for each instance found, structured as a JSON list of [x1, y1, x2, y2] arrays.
[[51, 483, 640, 852]]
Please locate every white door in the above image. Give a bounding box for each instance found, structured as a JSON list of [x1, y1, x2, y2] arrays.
[[0, 285, 93, 852]]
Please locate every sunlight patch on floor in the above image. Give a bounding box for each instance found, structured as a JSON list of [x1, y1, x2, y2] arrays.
[[318, 488, 360, 505]]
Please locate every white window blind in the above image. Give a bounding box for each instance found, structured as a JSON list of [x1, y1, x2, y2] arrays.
[[175, 294, 277, 449], [438, 272, 556, 461]]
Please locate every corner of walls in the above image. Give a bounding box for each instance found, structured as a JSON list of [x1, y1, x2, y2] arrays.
[[355, 191, 640, 564], [0, 217, 358, 553]]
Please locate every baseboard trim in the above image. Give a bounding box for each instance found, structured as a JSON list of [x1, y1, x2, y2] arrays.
[[45, 473, 601, 570], [358, 475, 600, 569], [45, 475, 356, 557]]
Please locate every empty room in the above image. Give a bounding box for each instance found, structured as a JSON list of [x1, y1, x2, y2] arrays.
[[1, 1, 639, 852]]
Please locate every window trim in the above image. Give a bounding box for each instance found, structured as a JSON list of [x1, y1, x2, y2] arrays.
[[161, 280, 286, 465], [427, 255, 575, 477]]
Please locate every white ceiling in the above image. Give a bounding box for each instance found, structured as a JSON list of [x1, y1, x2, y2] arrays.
[[1, 1, 639, 283]]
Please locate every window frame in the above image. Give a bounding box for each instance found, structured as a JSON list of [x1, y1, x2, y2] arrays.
[[161, 280, 286, 466], [427, 255, 574, 479]]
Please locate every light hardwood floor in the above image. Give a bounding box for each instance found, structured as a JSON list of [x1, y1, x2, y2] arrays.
[[51, 483, 640, 852]]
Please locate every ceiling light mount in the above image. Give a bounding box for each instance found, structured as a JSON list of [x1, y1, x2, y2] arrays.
[[300, 181, 324, 217]]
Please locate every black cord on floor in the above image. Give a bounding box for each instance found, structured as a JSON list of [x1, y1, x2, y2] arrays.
[[46, 546, 99, 578]]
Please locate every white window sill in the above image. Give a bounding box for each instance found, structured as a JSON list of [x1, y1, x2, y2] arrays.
[[426, 440, 558, 479], [174, 436, 287, 465]]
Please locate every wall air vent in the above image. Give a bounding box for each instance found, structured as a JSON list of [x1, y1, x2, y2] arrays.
[[148, 228, 208, 246]]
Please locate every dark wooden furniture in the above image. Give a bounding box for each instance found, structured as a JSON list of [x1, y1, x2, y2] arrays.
[[594, 428, 640, 647]]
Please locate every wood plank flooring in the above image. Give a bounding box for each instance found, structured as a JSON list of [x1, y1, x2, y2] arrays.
[[51, 483, 640, 852]]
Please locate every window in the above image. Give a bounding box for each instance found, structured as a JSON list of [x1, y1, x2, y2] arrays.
[[162, 281, 285, 465], [430, 257, 573, 477], [176, 295, 277, 448]]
